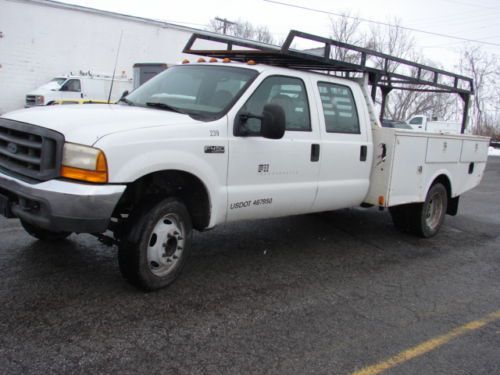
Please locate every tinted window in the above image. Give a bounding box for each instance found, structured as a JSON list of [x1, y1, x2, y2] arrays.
[[318, 82, 359, 134], [126, 65, 258, 120], [241, 76, 311, 133], [409, 117, 423, 125], [62, 79, 81, 92]]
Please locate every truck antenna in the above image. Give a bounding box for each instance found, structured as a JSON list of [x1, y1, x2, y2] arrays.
[[108, 30, 124, 104]]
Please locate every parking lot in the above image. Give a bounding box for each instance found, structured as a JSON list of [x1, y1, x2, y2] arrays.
[[1, 157, 499, 375]]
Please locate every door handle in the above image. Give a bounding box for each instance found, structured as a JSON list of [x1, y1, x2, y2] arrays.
[[311, 144, 320, 162], [360, 145, 367, 161]]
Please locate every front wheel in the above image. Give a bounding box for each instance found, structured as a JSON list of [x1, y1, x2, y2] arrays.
[[118, 197, 192, 291]]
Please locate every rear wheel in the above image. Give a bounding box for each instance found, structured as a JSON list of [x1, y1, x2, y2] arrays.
[[21, 220, 71, 241], [390, 183, 448, 238], [118, 197, 192, 291]]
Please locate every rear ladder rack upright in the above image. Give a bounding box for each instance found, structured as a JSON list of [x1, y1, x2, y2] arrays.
[[183, 30, 474, 133]]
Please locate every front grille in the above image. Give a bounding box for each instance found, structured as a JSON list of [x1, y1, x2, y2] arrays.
[[26, 95, 37, 106], [0, 119, 64, 181]]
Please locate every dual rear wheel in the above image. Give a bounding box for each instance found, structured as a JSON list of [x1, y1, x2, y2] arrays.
[[389, 183, 448, 238]]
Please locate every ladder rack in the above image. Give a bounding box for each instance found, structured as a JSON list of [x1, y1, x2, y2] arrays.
[[183, 30, 473, 133]]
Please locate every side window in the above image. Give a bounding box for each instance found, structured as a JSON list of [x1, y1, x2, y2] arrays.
[[241, 75, 311, 133], [409, 117, 423, 125], [61, 79, 81, 92], [318, 82, 360, 134]]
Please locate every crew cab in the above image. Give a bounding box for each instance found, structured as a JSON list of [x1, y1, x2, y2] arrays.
[[0, 31, 489, 290]]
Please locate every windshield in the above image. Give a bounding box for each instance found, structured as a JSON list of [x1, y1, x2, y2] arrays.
[[51, 77, 67, 86], [125, 65, 258, 120], [38, 77, 67, 91]]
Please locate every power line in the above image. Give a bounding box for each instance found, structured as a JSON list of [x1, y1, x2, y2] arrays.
[[439, 0, 498, 10], [263, 0, 500, 47]]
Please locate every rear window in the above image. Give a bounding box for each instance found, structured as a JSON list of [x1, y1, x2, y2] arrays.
[[318, 82, 360, 134]]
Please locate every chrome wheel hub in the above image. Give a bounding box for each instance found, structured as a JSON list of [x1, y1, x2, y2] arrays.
[[147, 214, 185, 277]]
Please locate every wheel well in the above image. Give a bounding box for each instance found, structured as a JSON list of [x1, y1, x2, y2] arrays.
[[432, 174, 452, 199], [431, 174, 458, 215], [113, 170, 211, 231]]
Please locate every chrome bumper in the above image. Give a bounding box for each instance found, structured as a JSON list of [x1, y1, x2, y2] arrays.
[[0, 171, 126, 233]]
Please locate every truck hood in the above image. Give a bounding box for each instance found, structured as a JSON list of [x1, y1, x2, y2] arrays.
[[2, 104, 200, 145]]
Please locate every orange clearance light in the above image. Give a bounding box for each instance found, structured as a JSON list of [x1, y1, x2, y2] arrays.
[[378, 195, 385, 206], [197, 58, 206, 63], [182, 59, 190, 64], [222, 57, 231, 63], [247, 60, 257, 65], [209, 58, 218, 63]]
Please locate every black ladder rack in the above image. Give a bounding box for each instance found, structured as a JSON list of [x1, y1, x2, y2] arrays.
[[183, 30, 473, 133]]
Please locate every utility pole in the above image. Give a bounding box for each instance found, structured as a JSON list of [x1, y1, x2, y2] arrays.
[[215, 17, 236, 34]]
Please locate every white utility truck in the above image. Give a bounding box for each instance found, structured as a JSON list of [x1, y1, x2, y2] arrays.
[[407, 115, 462, 134], [0, 31, 489, 290], [25, 73, 132, 107]]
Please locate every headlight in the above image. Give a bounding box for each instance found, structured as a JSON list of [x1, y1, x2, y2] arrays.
[[35, 96, 45, 105], [61, 143, 108, 183]]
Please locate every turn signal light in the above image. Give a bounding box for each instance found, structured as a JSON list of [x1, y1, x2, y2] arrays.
[[61, 151, 108, 183], [378, 195, 385, 206]]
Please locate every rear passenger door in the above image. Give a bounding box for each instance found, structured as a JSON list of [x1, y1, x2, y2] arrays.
[[310, 78, 372, 211], [226, 73, 321, 222]]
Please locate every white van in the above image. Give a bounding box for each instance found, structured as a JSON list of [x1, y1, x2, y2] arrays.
[[25, 74, 133, 107]]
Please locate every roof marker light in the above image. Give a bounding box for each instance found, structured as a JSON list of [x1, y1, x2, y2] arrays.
[[222, 58, 231, 63], [209, 58, 218, 63], [182, 59, 190, 64], [197, 58, 206, 63], [247, 60, 257, 65]]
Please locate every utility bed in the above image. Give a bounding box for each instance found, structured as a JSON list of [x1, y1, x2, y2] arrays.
[[366, 127, 489, 207]]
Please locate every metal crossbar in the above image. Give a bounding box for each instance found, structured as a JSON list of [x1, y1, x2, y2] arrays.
[[183, 30, 473, 95], [183, 30, 473, 132]]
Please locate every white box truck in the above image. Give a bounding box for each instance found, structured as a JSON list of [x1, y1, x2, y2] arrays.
[[0, 31, 489, 290], [25, 73, 133, 107]]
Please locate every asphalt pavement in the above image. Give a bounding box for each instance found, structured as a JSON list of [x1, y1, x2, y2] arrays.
[[1, 157, 499, 375]]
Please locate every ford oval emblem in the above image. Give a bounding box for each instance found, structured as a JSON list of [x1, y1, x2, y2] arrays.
[[7, 142, 18, 154]]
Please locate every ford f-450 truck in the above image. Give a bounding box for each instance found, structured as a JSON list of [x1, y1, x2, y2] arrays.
[[0, 31, 489, 290]]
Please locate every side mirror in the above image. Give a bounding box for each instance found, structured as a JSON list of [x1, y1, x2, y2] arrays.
[[235, 104, 286, 139], [120, 90, 129, 99], [261, 104, 285, 139]]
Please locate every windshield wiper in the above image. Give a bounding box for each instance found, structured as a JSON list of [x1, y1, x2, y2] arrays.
[[145, 102, 186, 114], [118, 97, 134, 105]]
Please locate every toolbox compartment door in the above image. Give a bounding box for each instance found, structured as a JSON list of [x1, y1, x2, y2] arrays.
[[426, 138, 461, 163], [460, 140, 489, 162]]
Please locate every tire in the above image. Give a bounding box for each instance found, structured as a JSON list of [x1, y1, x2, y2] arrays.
[[118, 197, 192, 291], [21, 220, 71, 241], [390, 183, 448, 238], [389, 205, 412, 232]]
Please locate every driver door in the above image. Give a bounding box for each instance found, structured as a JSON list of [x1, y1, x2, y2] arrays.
[[226, 73, 320, 222], [60, 79, 82, 101]]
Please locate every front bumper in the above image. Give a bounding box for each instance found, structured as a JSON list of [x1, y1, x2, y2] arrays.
[[0, 171, 126, 233]]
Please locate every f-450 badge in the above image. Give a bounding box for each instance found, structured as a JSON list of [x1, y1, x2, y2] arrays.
[[204, 146, 225, 154]]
